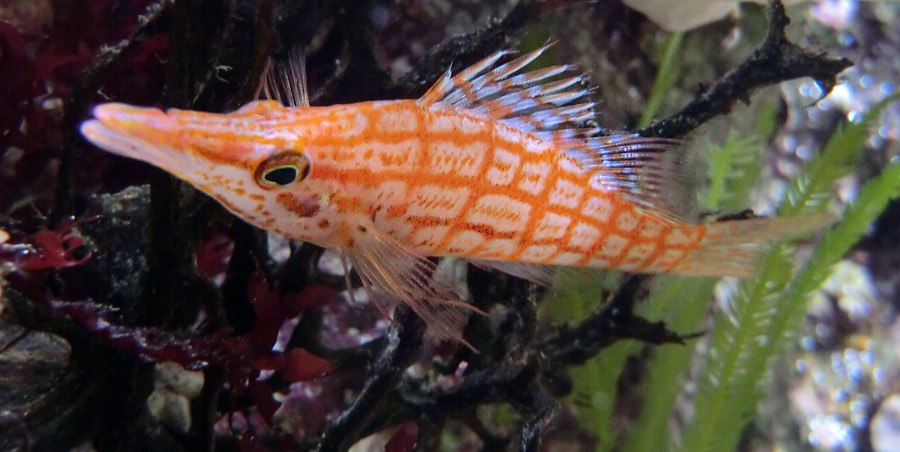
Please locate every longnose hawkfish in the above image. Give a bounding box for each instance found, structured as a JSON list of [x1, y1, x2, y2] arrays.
[[80, 45, 830, 342]]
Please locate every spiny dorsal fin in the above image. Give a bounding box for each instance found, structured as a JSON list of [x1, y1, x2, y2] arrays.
[[418, 44, 694, 223], [417, 44, 600, 140], [255, 46, 310, 108]]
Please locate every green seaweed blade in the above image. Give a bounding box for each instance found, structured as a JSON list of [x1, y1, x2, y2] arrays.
[[677, 93, 900, 452]]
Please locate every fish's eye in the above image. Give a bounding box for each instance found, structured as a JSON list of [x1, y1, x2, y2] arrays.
[[255, 152, 311, 189], [263, 166, 299, 185]]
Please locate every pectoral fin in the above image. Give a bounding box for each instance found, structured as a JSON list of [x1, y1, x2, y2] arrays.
[[343, 227, 476, 343]]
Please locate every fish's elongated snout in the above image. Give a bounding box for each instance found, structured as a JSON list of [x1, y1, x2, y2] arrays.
[[81, 101, 267, 185], [81, 103, 182, 159], [82, 102, 262, 164], [91, 103, 179, 137], [80, 103, 190, 171]]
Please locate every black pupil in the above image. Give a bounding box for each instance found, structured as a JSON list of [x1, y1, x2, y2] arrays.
[[264, 167, 298, 185]]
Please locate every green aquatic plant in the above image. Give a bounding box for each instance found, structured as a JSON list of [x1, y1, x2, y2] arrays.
[[621, 275, 717, 452], [676, 92, 900, 452], [620, 105, 771, 452], [783, 93, 900, 217], [701, 131, 765, 212], [559, 56, 899, 450], [638, 32, 685, 129], [541, 270, 633, 450]]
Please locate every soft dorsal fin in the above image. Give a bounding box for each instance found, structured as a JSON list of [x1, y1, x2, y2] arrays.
[[572, 134, 690, 222], [417, 44, 693, 223], [255, 46, 310, 108]]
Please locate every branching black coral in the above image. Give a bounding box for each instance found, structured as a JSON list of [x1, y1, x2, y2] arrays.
[[637, 0, 852, 139]]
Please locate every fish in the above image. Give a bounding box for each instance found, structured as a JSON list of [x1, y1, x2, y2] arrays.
[[79, 45, 830, 342]]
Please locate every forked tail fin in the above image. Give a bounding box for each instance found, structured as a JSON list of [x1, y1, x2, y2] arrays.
[[668, 213, 836, 277]]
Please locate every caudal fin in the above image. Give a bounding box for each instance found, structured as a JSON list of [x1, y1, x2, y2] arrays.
[[668, 213, 836, 277]]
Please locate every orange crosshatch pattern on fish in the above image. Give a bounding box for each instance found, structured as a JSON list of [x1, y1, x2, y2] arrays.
[[80, 45, 831, 342]]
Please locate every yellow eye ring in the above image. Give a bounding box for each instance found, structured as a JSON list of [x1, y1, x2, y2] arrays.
[[255, 152, 311, 188]]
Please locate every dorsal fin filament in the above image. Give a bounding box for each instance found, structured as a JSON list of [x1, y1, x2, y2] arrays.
[[256, 46, 310, 108]]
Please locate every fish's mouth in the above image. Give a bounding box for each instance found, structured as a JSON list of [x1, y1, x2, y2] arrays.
[[80, 119, 156, 160], [80, 103, 188, 172]]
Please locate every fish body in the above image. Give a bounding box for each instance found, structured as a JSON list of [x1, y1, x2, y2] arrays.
[[80, 47, 828, 340]]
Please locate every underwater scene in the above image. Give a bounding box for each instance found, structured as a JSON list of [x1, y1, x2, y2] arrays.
[[1, 0, 899, 451]]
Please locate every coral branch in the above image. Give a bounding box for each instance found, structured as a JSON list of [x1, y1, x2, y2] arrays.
[[636, 0, 852, 139], [316, 307, 424, 452], [537, 275, 687, 366]]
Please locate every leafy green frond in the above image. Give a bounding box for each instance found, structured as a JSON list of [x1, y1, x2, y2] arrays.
[[701, 132, 764, 211], [574, 341, 643, 452], [781, 92, 900, 216], [812, 160, 900, 270], [638, 32, 685, 129], [622, 276, 717, 452], [770, 159, 900, 351], [679, 94, 900, 452], [681, 159, 900, 452], [677, 248, 794, 452], [622, 108, 765, 452]]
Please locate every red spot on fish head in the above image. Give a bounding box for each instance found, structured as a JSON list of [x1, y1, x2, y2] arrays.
[[276, 192, 320, 218]]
